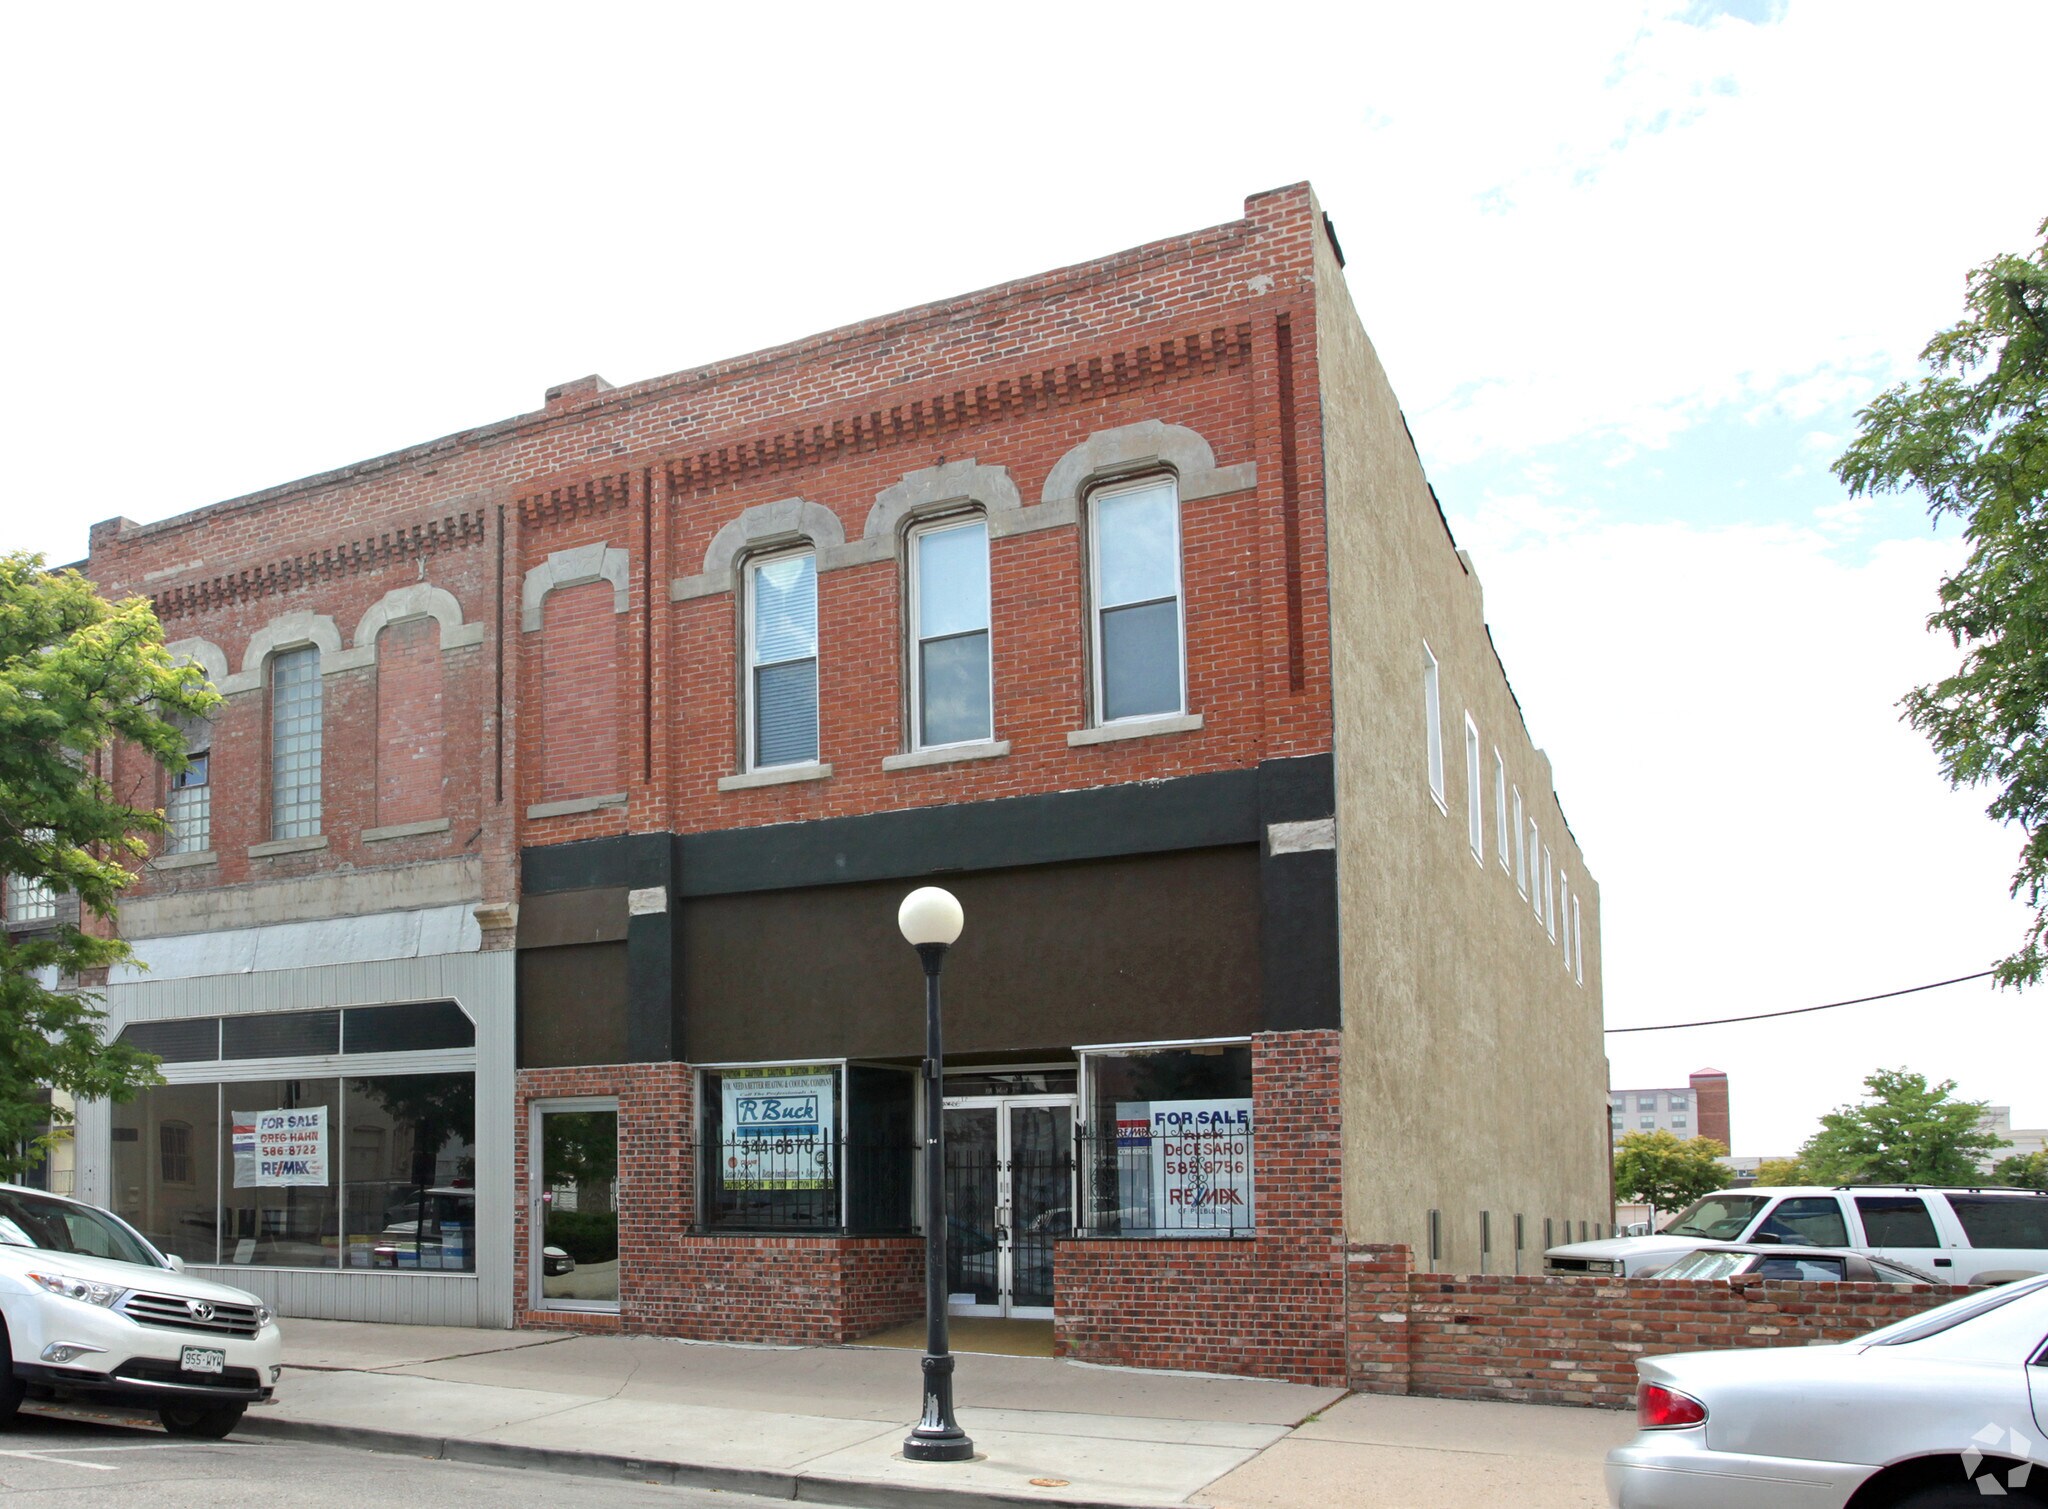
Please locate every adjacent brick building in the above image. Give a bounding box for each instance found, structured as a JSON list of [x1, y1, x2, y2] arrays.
[[48, 184, 1610, 1381]]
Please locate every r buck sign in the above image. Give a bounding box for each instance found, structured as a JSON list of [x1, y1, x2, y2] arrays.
[[1114, 1099, 1253, 1233]]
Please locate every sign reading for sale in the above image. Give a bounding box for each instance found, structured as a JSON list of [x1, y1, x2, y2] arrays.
[[232, 1106, 329, 1188]]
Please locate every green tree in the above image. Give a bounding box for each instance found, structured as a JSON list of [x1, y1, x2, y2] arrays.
[[1991, 1149, 2048, 1188], [1835, 218, 2048, 985], [0, 553, 216, 1178], [1796, 1068, 2008, 1185], [1751, 1156, 1808, 1187], [1613, 1130, 1732, 1215]]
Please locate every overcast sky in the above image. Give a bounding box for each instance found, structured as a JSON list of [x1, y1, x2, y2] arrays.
[[5, 1, 2043, 1156]]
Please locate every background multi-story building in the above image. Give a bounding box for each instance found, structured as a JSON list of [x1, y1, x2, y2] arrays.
[[32, 183, 1608, 1385], [1981, 1107, 2048, 1166], [1610, 1069, 1730, 1149]]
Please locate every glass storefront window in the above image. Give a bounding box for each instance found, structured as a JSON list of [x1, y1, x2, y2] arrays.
[[697, 1063, 917, 1234], [111, 1082, 221, 1264], [1079, 1041, 1254, 1237], [699, 1064, 844, 1232], [846, 1065, 915, 1234], [221, 1077, 341, 1269], [343, 1074, 477, 1272], [106, 1069, 476, 1273]]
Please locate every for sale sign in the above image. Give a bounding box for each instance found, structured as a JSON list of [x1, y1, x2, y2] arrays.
[[1148, 1099, 1253, 1230], [232, 1106, 329, 1188]]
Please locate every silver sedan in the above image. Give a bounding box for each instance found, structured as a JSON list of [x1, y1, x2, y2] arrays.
[[1607, 1273, 2048, 1507]]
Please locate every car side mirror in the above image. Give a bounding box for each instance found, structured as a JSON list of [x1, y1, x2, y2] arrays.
[[1750, 1233, 1780, 1245], [166, 1254, 187, 1272]]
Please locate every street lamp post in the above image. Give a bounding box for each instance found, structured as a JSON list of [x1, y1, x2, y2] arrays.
[[898, 885, 974, 1464]]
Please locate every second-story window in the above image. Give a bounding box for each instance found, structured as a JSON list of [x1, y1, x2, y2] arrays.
[[1493, 751, 1509, 871], [6, 829, 58, 926], [1513, 787, 1527, 895], [910, 518, 991, 748], [270, 646, 322, 840], [1090, 477, 1184, 724], [165, 712, 211, 855], [746, 551, 819, 769], [1464, 714, 1483, 862], [1421, 643, 1445, 807]]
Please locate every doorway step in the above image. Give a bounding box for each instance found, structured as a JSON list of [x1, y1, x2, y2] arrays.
[[852, 1317, 1054, 1358]]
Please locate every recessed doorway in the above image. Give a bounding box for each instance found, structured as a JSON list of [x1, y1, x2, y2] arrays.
[[941, 1092, 1074, 1319]]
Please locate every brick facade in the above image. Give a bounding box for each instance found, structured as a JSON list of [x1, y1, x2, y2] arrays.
[[73, 183, 1613, 1363], [513, 1064, 922, 1343], [1344, 1243, 1969, 1409], [1054, 1032, 1347, 1385]]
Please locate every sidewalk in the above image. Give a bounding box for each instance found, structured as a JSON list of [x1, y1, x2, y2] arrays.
[[248, 1321, 1629, 1509]]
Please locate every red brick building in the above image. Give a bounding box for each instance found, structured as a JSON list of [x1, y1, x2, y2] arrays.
[[51, 184, 1609, 1382]]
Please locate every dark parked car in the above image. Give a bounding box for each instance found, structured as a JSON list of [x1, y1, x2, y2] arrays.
[[1644, 1243, 1941, 1285]]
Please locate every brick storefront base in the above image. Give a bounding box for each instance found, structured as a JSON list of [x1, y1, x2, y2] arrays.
[[623, 1234, 923, 1345], [513, 1064, 922, 1343], [1345, 1243, 1975, 1409], [1053, 1032, 1348, 1386]]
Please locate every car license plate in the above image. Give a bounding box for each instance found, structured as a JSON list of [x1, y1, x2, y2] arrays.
[[180, 1346, 226, 1375]]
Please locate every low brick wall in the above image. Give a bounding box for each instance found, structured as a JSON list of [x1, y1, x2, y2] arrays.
[[631, 1233, 924, 1344], [1347, 1244, 1973, 1408]]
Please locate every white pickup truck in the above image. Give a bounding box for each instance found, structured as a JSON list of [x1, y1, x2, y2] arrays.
[[1546, 1184, 2048, 1284]]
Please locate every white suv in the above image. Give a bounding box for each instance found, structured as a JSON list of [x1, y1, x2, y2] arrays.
[[1547, 1185, 2048, 1285], [0, 1184, 283, 1438]]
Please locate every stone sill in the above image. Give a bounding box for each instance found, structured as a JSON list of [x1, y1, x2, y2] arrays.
[[525, 793, 628, 820], [717, 763, 832, 792], [248, 835, 327, 859], [151, 849, 217, 871], [362, 817, 452, 843], [1066, 712, 1204, 747], [881, 740, 1010, 773]]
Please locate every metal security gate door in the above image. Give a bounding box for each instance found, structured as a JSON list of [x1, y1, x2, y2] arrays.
[[941, 1095, 1073, 1319]]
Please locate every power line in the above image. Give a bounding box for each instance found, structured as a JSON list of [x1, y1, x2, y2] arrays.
[[1604, 970, 1999, 1034]]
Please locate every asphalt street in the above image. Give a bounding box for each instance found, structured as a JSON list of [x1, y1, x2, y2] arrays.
[[0, 1407, 787, 1508]]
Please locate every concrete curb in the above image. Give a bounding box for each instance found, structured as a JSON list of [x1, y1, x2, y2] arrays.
[[237, 1413, 1159, 1509]]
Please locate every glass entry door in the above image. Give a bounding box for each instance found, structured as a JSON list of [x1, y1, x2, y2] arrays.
[[531, 1099, 619, 1312], [942, 1095, 1073, 1319]]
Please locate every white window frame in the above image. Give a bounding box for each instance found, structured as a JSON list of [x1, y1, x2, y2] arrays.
[[1513, 788, 1527, 895], [1464, 714, 1483, 863], [1528, 820, 1541, 918], [1562, 880, 1573, 971], [1422, 643, 1445, 810], [1493, 751, 1509, 872], [1088, 475, 1186, 727], [1543, 850, 1557, 940], [908, 514, 993, 751], [743, 547, 820, 772], [6, 829, 58, 926], [1573, 896, 1585, 985]]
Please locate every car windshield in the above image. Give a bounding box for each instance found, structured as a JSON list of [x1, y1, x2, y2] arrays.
[[1661, 1195, 1768, 1240], [0, 1190, 162, 1268], [1860, 1273, 2048, 1346], [1655, 1249, 1746, 1280]]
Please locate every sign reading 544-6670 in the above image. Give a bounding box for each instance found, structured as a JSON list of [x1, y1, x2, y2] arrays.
[[721, 1069, 835, 1190]]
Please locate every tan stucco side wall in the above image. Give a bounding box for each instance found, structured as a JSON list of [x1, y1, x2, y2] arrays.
[[1312, 201, 1610, 1269]]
